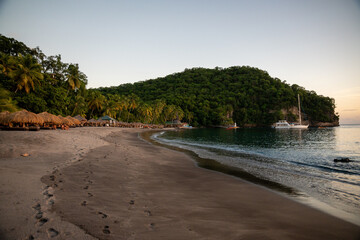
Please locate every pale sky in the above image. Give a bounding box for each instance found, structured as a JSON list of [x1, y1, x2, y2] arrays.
[[0, 0, 359, 124]]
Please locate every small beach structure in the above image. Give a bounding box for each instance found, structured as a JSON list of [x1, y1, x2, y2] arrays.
[[66, 116, 81, 126], [165, 119, 184, 128], [38, 112, 62, 129], [2, 110, 44, 130], [0, 111, 10, 126], [73, 115, 87, 125], [57, 115, 74, 129], [86, 118, 101, 127], [99, 115, 117, 126]]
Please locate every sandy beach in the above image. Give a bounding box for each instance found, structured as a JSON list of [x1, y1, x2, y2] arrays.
[[0, 128, 359, 240]]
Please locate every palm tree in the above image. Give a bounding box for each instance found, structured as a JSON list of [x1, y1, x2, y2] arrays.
[[103, 97, 117, 118], [0, 87, 19, 112], [163, 105, 176, 123], [10, 54, 43, 93], [126, 94, 139, 122], [0, 53, 16, 76], [185, 110, 194, 124], [65, 64, 86, 92], [71, 94, 88, 116], [88, 91, 105, 118], [152, 99, 166, 124], [139, 103, 153, 123], [173, 106, 184, 121]]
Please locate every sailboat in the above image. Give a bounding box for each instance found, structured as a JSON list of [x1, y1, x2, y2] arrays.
[[226, 122, 239, 130], [274, 94, 309, 129]]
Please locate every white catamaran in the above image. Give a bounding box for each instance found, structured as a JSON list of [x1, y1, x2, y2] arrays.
[[274, 94, 309, 129]]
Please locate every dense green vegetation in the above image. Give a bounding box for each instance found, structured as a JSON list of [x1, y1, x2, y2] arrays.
[[0, 34, 338, 126], [99, 67, 339, 126], [0, 34, 183, 123]]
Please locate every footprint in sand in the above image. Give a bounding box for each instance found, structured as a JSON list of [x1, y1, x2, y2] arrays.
[[149, 223, 155, 230], [38, 218, 48, 226], [144, 210, 152, 216], [35, 211, 43, 219], [98, 211, 107, 218], [33, 203, 41, 211], [47, 228, 59, 238], [103, 226, 110, 234], [43, 190, 53, 199]]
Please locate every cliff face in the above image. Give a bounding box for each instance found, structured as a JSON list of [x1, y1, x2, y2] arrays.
[[279, 107, 339, 127]]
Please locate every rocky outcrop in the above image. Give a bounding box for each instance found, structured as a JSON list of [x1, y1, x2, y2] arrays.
[[310, 121, 340, 127]]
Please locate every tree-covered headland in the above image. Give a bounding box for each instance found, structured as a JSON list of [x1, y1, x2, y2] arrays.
[[0, 34, 339, 127]]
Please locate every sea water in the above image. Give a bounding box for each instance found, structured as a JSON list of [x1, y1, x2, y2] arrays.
[[153, 125, 360, 225]]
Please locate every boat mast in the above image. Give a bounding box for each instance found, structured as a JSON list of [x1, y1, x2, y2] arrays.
[[298, 94, 301, 125]]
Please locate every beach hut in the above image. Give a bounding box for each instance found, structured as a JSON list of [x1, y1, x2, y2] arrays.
[[66, 116, 81, 126], [57, 115, 73, 129], [0, 111, 10, 126], [3, 110, 44, 130], [73, 115, 87, 125], [38, 112, 62, 129], [99, 115, 117, 126], [87, 118, 100, 127]]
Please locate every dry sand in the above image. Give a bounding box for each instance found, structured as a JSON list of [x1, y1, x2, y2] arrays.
[[0, 127, 359, 240]]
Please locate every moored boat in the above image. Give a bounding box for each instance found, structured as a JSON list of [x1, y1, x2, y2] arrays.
[[274, 94, 309, 129], [226, 122, 239, 130]]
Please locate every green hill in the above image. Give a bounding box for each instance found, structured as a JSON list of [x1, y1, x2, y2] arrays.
[[98, 67, 339, 127]]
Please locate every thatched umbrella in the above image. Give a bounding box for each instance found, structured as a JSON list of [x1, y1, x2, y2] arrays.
[[66, 116, 81, 125], [38, 112, 62, 125], [57, 115, 74, 126], [87, 118, 101, 126], [73, 115, 87, 123], [5, 110, 44, 127], [0, 111, 10, 125]]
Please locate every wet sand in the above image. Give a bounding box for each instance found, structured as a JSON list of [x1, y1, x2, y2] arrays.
[[0, 128, 359, 239]]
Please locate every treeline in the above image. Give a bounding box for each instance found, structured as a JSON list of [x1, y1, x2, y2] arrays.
[[99, 67, 339, 126], [0, 34, 184, 124], [0, 34, 339, 127]]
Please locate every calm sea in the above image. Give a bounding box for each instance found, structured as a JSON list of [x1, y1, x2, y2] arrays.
[[153, 125, 360, 225]]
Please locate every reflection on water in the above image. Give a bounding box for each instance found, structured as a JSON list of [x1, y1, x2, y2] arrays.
[[154, 125, 360, 225]]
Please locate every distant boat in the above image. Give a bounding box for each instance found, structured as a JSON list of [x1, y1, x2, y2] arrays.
[[274, 120, 308, 129], [227, 122, 239, 130], [274, 94, 309, 129]]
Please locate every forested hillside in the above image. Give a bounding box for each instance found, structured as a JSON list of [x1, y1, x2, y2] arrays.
[[0, 34, 338, 127], [99, 67, 339, 127]]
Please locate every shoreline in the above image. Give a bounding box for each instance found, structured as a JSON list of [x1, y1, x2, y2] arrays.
[[0, 128, 359, 239], [145, 130, 360, 227], [140, 130, 299, 195]]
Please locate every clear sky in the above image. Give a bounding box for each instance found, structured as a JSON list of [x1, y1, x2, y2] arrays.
[[0, 0, 359, 124]]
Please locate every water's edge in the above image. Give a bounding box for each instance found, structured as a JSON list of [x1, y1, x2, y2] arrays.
[[140, 130, 360, 227], [141, 130, 299, 195]]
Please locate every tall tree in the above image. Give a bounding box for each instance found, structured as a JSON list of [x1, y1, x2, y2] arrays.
[[138, 103, 153, 123], [10, 54, 43, 93], [87, 91, 105, 118], [65, 64, 87, 92], [126, 94, 139, 122], [0, 53, 16, 76], [152, 99, 166, 124]]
